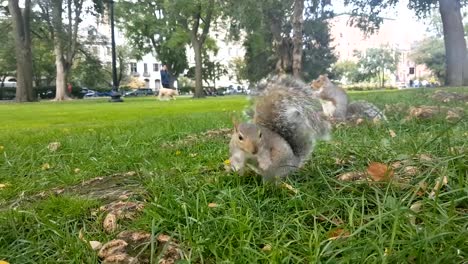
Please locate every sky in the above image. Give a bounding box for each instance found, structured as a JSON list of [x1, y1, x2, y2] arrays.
[[332, 0, 429, 38]]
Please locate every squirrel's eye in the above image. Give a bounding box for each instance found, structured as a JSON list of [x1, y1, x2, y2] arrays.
[[238, 135, 243, 141]]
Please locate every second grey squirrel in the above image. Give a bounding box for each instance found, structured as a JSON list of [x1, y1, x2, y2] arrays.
[[310, 74, 386, 122], [228, 75, 331, 182]]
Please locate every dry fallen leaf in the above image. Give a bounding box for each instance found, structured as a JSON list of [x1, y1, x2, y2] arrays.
[[47, 142, 61, 152], [78, 228, 86, 242], [102, 253, 138, 264], [98, 239, 128, 259], [117, 231, 150, 243], [429, 176, 448, 199], [261, 244, 272, 252], [388, 129, 397, 138], [123, 171, 137, 177], [0, 261, 10, 264], [103, 213, 118, 233], [403, 166, 420, 177], [157, 234, 172, 243], [0, 184, 7, 189], [410, 201, 423, 213], [158, 243, 182, 264], [367, 162, 394, 182], [417, 154, 434, 162], [281, 182, 298, 194], [89, 241, 103, 251], [208, 203, 218, 208], [355, 118, 365, 125], [328, 228, 351, 240], [446, 110, 461, 121], [416, 181, 428, 197], [337, 171, 368, 181], [74, 168, 81, 174], [41, 163, 51, 170]]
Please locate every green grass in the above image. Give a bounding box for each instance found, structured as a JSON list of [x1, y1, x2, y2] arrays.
[[0, 88, 467, 263]]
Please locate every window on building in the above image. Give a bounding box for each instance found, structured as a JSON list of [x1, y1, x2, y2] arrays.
[[144, 63, 148, 73], [130, 63, 137, 73], [409, 67, 415, 75], [153, 63, 159, 72]]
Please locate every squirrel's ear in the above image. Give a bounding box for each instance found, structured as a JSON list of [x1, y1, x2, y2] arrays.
[[232, 116, 239, 132]]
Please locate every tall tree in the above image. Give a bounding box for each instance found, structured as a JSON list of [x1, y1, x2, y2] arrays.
[[344, 0, 468, 86], [226, 0, 335, 82], [118, 0, 219, 98], [116, 0, 189, 91], [355, 47, 400, 88], [292, 0, 305, 78], [166, 0, 219, 97], [38, 0, 101, 100], [0, 19, 16, 88], [8, 0, 34, 102]]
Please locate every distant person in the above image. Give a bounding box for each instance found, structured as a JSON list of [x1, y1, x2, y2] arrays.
[[160, 64, 171, 89]]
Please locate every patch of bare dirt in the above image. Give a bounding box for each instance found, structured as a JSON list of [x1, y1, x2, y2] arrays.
[[3, 171, 146, 210]]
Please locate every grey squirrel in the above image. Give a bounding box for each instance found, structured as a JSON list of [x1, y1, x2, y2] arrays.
[[310, 74, 348, 121], [227, 75, 331, 182], [310, 74, 386, 122]]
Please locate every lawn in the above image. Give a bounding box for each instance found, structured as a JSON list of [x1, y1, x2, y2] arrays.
[[0, 88, 467, 263]]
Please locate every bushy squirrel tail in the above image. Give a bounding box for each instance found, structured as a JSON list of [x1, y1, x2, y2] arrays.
[[248, 75, 331, 165]]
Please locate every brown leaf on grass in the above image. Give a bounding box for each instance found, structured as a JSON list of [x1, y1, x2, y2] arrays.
[[410, 201, 423, 213], [117, 231, 150, 243], [416, 154, 434, 162], [123, 171, 137, 177], [408, 106, 439, 119], [416, 181, 428, 197], [366, 162, 394, 182], [327, 228, 351, 240], [281, 182, 298, 194], [158, 243, 183, 264], [41, 163, 51, 170], [78, 228, 87, 242], [355, 118, 365, 125], [390, 161, 404, 169], [103, 213, 118, 233], [47, 142, 61, 152], [403, 166, 420, 177], [100, 201, 145, 220], [157, 234, 173, 243], [89, 241, 103, 251], [337, 171, 368, 181], [429, 176, 448, 199], [261, 244, 272, 252], [208, 203, 218, 208], [102, 253, 138, 264], [388, 129, 397, 138], [98, 239, 128, 259], [445, 110, 462, 122]]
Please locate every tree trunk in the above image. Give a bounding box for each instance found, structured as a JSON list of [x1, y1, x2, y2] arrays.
[[9, 0, 34, 102], [439, 0, 466, 86], [54, 45, 69, 100], [292, 0, 304, 78], [193, 40, 204, 98]]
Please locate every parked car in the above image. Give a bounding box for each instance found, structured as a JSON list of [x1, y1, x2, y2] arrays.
[[124, 88, 154, 97]]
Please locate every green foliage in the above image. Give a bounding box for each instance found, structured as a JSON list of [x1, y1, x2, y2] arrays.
[[229, 56, 248, 83], [226, 0, 335, 82], [32, 38, 55, 86], [410, 37, 445, 81], [71, 52, 110, 89], [0, 20, 16, 81], [332, 60, 361, 83], [355, 47, 400, 87]]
